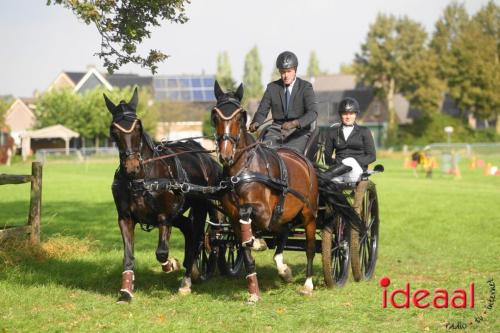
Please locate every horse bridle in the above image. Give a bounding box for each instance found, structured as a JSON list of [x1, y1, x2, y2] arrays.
[[111, 112, 145, 167], [212, 98, 247, 162]]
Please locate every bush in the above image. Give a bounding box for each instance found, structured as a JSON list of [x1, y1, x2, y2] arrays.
[[397, 113, 499, 145]]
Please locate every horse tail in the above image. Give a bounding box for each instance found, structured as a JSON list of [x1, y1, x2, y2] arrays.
[[316, 172, 366, 234]]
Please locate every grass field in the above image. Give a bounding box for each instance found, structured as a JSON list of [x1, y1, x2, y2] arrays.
[[1, 156, 499, 332]]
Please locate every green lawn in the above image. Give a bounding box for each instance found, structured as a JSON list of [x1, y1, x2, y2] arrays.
[[0, 157, 499, 332]]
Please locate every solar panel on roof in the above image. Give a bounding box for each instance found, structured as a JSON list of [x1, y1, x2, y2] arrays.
[[153, 75, 216, 102]]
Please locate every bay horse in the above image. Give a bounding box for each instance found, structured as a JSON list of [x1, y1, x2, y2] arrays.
[[105, 88, 221, 302], [211, 81, 319, 304]]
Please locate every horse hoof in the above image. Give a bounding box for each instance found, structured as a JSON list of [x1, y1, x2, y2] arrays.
[[162, 259, 180, 273], [279, 266, 293, 283], [246, 293, 260, 305], [117, 291, 132, 304], [298, 288, 313, 296], [252, 238, 268, 252], [178, 287, 192, 296]]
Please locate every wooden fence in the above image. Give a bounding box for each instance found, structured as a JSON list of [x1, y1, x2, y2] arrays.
[[0, 162, 42, 244]]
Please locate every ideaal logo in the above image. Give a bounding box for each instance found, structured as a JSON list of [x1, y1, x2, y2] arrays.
[[379, 276, 474, 309], [379, 276, 496, 330]]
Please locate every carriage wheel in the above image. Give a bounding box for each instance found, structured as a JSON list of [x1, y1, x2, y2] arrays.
[[192, 225, 218, 283], [322, 216, 350, 288], [217, 231, 244, 277], [350, 181, 379, 282]]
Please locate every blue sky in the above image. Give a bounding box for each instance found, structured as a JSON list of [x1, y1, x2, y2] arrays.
[[0, 0, 491, 97]]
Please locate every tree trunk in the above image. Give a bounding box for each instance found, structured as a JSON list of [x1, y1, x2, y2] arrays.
[[95, 137, 100, 149], [386, 78, 397, 143]]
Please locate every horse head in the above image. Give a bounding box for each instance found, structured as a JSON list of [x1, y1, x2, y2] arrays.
[[211, 81, 246, 166], [105, 87, 143, 177]]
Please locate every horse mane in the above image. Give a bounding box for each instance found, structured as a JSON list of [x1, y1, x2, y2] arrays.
[[160, 139, 204, 151]]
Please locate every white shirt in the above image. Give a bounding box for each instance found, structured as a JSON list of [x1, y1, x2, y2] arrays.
[[342, 125, 354, 140], [284, 78, 297, 94]]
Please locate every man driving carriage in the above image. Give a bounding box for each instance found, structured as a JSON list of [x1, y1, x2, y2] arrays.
[[323, 97, 376, 214], [249, 51, 318, 154]]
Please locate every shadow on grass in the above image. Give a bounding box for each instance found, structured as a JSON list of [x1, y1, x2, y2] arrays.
[[1, 201, 312, 301], [1, 247, 309, 301]]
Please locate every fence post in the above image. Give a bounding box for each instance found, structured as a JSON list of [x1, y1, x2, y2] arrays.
[[28, 161, 42, 244]]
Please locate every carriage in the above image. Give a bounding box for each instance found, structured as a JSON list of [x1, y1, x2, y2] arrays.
[[192, 130, 383, 288], [106, 86, 382, 303]]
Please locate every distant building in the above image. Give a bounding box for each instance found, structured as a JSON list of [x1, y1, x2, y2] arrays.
[[47, 67, 152, 94], [48, 68, 216, 103], [4, 98, 37, 145]]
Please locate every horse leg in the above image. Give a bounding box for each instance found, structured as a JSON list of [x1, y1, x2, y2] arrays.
[[237, 205, 261, 304], [242, 246, 261, 304], [239, 203, 267, 251], [171, 214, 194, 295], [156, 216, 180, 274], [299, 211, 316, 296], [118, 217, 135, 303], [274, 227, 293, 283]]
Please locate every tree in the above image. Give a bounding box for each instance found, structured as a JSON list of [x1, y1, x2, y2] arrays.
[[447, 19, 500, 131], [35, 86, 157, 147], [430, 2, 469, 80], [355, 14, 445, 143], [216, 51, 235, 91], [339, 63, 356, 75], [243, 46, 263, 102], [306, 50, 323, 78], [47, 0, 190, 74], [35, 89, 80, 131], [0, 97, 13, 129]]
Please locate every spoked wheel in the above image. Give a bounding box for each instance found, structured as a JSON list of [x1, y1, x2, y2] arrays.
[[217, 231, 244, 277], [192, 226, 218, 283], [322, 215, 351, 288], [350, 181, 380, 281]]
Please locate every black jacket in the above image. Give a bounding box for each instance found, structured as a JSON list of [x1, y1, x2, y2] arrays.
[[252, 77, 318, 129], [324, 123, 376, 170]]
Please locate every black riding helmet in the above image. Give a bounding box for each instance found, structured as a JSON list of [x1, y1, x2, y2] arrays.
[[338, 97, 360, 115], [276, 51, 298, 70]]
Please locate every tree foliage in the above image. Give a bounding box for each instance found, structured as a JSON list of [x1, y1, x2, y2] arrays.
[[47, 0, 190, 74], [216, 51, 235, 91], [430, 2, 469, 80], [242, 46, 263, 101], [0, 97, 14, 129], [35, 86, 157, 145], [430, 1, 500, 132], [355, 14, 445, 143], [306, 50, 323, 78]]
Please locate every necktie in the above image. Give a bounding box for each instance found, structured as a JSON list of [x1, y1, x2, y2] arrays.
[[285, 86, 291, 118]]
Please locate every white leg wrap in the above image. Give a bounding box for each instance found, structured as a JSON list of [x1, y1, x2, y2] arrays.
[[242, 236, 255, 246], [119, 288, 134, 298], [246, 272, 257, 279], [304, 277, 314, 291], [274, 254, 288, 275], [239, 218, 252, 225]]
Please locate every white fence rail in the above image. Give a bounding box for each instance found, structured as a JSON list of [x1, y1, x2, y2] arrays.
[[36, 147, 118, 163]]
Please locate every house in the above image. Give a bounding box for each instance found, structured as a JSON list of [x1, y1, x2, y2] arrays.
[[47, 67, 152, 94], [4, 98, 37, 145]]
